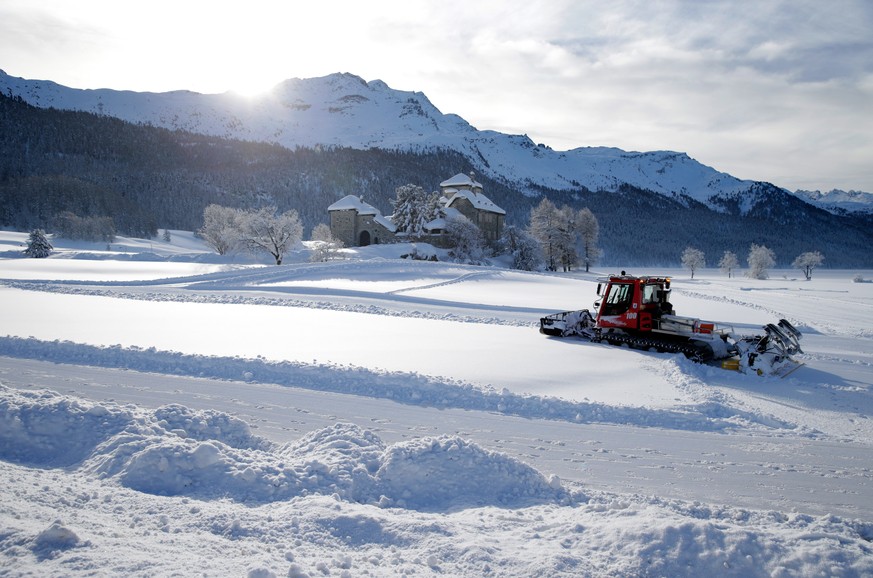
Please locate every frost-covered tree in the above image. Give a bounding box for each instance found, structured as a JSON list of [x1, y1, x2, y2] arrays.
[[446, 214, 487, 264], [747, 244, 776, 279], [793, 251, 824, 280], [529, 199, 574, 271], [54, 212, 116, 243], [162, 229, 172, 243], [681, 247, 706, 279], [199, 204, 243, 255], [309, 223, 344, 262], [390, 184, 441, 239], [24, 229, 53, 258], [719, 251, 740, 278], [500, 225, 544, 271], [555, 205, 579, 272], [528, 201, 600, 272], [528, 198, 561, 271], [240, 207, 303, 265], [310, 223, 333, 243], [576, 207, 600, 273]]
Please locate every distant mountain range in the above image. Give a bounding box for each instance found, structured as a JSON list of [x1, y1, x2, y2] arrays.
[[2, 69, 871, 267], [2, 69, 868, 216], [793, 189, 873, 215]]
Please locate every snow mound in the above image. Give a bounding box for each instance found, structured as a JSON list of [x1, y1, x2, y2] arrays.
[[376, 435, 566, 510], [31, 521, 82, 560], [154, 404, 271, 450], [0, 387, 568, 510], [0, 385, 133, 466]]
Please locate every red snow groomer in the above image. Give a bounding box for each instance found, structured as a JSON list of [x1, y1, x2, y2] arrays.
[[539, 274, 803, 377]]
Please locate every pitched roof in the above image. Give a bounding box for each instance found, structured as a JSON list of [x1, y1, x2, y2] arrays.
[[444, 189, 506, 215], [424, 207, 464, 232], [327, 195, 396, 233], [327, 195, 378, 215], [439, 172, 483, 189], [374, 214, 397, 232]]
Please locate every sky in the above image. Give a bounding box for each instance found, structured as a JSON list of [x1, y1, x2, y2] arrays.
[[1, 0, 872, 193]]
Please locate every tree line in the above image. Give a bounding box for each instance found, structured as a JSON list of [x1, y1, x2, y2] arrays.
[[682, 245, 826, 280]]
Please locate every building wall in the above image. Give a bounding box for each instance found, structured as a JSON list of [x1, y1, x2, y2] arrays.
[[330, 210, 395, 246], [451, 198, 477, 224], [329, 210, 357, 247], [448, 197, 503, 243]]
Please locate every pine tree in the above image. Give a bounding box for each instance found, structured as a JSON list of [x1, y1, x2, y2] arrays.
[[24, 229, 53, 258], [390, 184, 440, 239]]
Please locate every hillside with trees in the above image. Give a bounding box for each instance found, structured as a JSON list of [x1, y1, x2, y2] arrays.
[[2, 92, 871, 267]]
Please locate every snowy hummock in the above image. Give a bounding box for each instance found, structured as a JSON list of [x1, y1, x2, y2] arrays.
[[1, 230, 873, 576]]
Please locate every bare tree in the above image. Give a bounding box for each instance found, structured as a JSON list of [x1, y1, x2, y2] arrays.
[[793, 251, 824, 280], [681, 247, 706, 278]]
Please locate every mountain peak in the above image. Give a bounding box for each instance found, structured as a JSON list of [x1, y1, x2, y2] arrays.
[[1, 70, 869, 214]]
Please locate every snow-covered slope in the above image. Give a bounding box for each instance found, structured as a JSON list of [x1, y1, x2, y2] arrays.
[[1, 69, 770, 207], [794, 189, 873, 214]]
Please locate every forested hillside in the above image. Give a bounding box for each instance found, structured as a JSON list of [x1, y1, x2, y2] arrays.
[[2, 93, 870, 267]]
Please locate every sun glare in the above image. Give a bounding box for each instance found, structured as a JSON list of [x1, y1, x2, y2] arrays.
[[227, 75, 279, 98]]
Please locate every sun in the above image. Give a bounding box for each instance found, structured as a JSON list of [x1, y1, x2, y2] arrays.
[[226, 73, 279, 98]]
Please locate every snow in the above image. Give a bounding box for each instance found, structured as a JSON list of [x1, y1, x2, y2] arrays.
[[327, 195, 379, 215], [794, 189, 873, 214], [444, 188, 507, 215], [1, 230, 873, 576], [0, 70, 805, 207], [440, 173, 484, 189]]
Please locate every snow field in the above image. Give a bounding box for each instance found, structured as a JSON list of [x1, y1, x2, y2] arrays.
[[2, 385, 871, 577], [1, 231, 873, 576]]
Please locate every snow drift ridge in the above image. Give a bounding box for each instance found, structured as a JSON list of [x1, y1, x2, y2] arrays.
[[0, 385, 570, 510]]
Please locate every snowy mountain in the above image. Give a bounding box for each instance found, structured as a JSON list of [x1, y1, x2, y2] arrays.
[[794, 189, 873, 215], [0, 69, 803, 212]]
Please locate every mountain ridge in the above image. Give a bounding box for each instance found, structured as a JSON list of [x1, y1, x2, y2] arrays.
[[4, 69, 837, 214], [2, 87, 871, 267]]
